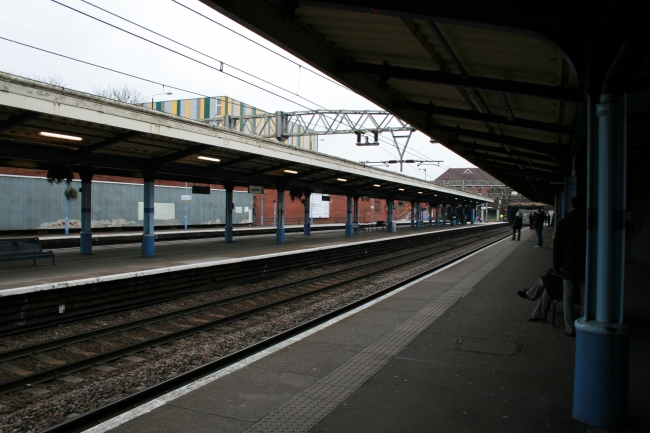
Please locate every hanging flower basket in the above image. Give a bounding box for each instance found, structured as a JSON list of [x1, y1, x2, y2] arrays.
[[46, 164, 74, 186], [289, 189, 303, 202], [64, 186, 79, 201]]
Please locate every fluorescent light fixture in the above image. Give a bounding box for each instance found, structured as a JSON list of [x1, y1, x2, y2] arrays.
[[398, 188, 405, 191], [39, 131, 82, 141], [434, 194, 438, 196], [337, 178, 347, 182], [418, 191, 423, 194], [284, 169, 298, 174], [373, 184, 381, 187], [455, 197, 458, 200], [197, 156, 221, 162]]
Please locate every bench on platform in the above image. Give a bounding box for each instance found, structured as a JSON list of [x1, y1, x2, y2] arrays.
[[0, 238, 54, 266], [376, 221, 386, 231]]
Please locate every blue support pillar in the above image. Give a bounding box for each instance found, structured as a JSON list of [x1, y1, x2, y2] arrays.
[[224, 186, 233, 243], [142, 176, 155, 258], [415, 201, 421, 229], [353, 196, 359, 224], [276, 189, 285, 243], [565, 176, 577, 219], [471, 207, 475, 224], [345, 195, 353, 237], [410, 201, 415, 228], [79, 172, 93, 255], [303, 191, 311, 235], [574, 93, 629, 429], [435, 203, 441, 227], [441, 205, 446, 225], [387, 199, 394, 232], [428, 203, 433, 227]]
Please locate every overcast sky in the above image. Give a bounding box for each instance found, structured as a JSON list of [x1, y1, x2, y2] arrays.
[[0, 0, 474, 181]]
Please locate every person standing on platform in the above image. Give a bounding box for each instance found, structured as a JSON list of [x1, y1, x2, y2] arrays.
[[553, 196, 587, 337], [529, 211, 535, 229], [534, 209, 544, 247], [511, 211, 523, 241]]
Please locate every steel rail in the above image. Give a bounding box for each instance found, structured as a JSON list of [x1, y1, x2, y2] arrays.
[[0, 229, 508, 395], [0, 225, 485, 337], [0, 232, 472, 363], [41, 230, 511, 433]]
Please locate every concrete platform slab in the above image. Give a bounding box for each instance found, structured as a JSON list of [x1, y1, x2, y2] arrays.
[[110, 404, 252, 433], [168, 367, 319, 422], [249, 341, 363, 378]]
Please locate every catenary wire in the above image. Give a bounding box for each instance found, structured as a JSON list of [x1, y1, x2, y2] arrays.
[[169, 0, 350, 91], [50, 2, 419, 166], [78, 0, 326, 109], [50, 0, 317, 111]]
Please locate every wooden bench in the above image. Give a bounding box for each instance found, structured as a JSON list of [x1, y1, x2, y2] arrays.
[[375, 221, 386, 231], [0, 238, 55, 266]]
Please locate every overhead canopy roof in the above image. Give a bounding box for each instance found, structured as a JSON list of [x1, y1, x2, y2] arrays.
[[0, 73, 487, 206], [202, 0, 650, 204]]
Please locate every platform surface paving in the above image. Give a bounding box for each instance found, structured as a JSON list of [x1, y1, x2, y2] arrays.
[[87, 226, 649, 432]]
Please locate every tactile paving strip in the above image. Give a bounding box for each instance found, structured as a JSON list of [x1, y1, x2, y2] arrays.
[[247, 238, 519, 433]]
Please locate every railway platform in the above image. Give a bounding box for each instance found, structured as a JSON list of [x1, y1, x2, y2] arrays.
[[87, 226, 650, 433], [0, 222, 489, 292]]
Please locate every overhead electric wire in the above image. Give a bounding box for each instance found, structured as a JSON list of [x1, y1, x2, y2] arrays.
[[0, 36, 213, 100], [78, 0, 326, 110], [49, 1, 425, 169], [50, 0, 317, 111], [169, 0, 350, 91]]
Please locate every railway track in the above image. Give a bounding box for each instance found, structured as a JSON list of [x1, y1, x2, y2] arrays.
[[0, 225, 509, 433], [0, 224, 502, 334]]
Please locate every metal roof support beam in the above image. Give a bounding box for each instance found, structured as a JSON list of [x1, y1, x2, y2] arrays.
[[0, 111, 41, 133], [342, 62, 583, 103], [207, 154, 260, 173], [151, 144, 212, 168], [440, 126, 561, 155], [77, 130, 142, 155], [485, 163, 561, 182], [456, 141, 556, 163], [473, 154, 557, 172], [396, 101, 573, 135]]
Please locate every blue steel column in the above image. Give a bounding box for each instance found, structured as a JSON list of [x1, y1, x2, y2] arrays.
[[428, 202, 433, 227], [224, 186, 233, 243], [471, 206, 475, 224], [435, 203, 441, 227], [303, 191, 311, 235], [574, 94, 629, 428], [441, 204, 446, 225], [142, 175, 155, 258], [387, 199, 394, 232], [415, 201, 421, 229], [410, 201, 415, 228], [345, 195, 353, 237], [276, 189, 285, 243], [80, 172, 93, 254], [353, 196, 359, 224]]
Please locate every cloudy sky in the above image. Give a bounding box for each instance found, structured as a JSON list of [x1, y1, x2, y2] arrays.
[[0, 0, 474, 180]]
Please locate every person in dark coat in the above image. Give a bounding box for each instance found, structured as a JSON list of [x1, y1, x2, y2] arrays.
[[529, 212, 535, 229], [533, 209, 545, 247], [511, 211, 523, 241], [553, 196, 587, 337]]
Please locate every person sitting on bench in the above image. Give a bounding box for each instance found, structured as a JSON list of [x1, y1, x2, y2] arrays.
[[517, 268, 563, 322]]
